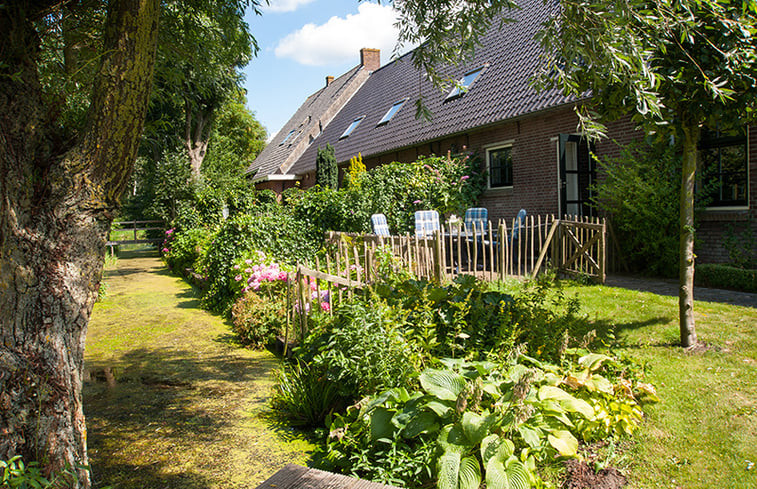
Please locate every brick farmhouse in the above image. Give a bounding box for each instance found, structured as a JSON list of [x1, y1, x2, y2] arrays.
[[247, 0, 755, 264]]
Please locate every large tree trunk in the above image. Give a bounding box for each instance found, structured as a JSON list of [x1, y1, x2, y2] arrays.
[[0, 1, 159, 486], [678, 123, 699, 348], [184, 101, 211, 180]]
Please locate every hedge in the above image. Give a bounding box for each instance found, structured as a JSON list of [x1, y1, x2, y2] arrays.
[[695, 264, 757, 293]]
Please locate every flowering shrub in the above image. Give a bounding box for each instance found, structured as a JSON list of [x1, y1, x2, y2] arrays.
[[230, 291, 286, 348], [200, 211, 320, 314], [230, 250, 291, 298]]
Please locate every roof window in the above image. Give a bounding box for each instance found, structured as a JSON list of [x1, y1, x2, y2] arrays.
[[340, 116, 364, 139], [377, 99, 407, 126], [280, 129, 296, 145], [445, 67, 484, 100]]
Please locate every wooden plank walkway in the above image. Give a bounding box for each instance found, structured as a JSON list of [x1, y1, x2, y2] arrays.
[[255, 464, 403, 489]]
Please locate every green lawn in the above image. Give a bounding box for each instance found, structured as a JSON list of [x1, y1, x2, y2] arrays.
[[562, 282, 757, 489]]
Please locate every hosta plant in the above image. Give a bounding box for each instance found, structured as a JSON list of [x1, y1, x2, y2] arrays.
[[318, 354, 657, 489]]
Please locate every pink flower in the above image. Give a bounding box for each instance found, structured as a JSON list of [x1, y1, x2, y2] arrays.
[[166, 228, 175, 236], [162, 248, 169, 253], [234, 275, 242, 282], [245, 259, 253, 265], [320, 302, 331, 312], [279, 271, 288, 281], [413, 199, 422, 204], [245, 268, 252, 274], [460, 175, 470, 181], [233, 264, 240, 270]]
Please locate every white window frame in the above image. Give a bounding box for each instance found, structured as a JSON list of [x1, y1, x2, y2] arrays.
[[486, 142, 514, 190]]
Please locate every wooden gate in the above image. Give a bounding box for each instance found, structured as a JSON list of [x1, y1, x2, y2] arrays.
[[533, 217, 606, 283]]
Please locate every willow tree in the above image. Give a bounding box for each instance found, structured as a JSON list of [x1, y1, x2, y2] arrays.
[[393, 0, 757, 347], [0, 1, 159, 486], [534, 0, 757, 347]]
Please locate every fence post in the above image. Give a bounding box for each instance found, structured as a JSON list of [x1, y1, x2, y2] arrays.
[[600, 218, 607, 284], [433, 229, 443, 283]]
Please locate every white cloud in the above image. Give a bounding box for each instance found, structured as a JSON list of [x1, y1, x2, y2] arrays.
[[262, 0, 315, 13], [274, 3, 409, 66]]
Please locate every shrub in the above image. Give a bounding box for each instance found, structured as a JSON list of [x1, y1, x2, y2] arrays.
[[374, 274, 588, 363], [163, 227, 214, 275], [316, 143, 338, 189], [200, 211, 320, 313], [270, 361, 346, 428], [593, 140, 686, 277], [298, 301, 417, 402], [231, 291, 286, 348], [695, 263, 757, 293]]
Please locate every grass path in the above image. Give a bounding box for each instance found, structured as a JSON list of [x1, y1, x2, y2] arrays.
[[84, 248, 312, 489]]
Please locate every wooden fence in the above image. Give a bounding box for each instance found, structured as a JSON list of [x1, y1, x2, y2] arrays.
[[286, 215, 607, 345], [107, 220, 165, 254]]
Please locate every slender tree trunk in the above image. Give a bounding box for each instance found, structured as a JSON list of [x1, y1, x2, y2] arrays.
[[0, 1, 159, 486], [679, 123, 699, 348]]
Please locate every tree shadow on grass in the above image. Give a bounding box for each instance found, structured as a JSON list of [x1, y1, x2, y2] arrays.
[[90, 462, 214, 489], [84, 346, 305, 488], [570, 316, 674, 348]]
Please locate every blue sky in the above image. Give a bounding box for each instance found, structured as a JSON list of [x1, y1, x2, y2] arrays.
[[242, 0, 410, 141]]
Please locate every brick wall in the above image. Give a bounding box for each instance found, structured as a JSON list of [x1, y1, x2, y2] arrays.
[[303, 108, 755, 265]]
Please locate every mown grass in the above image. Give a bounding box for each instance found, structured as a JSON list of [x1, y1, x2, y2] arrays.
[[560, 282, 757, 489], [85, 248, 312, 489]]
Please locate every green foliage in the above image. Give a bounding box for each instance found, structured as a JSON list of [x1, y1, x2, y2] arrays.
[[0, 456, 87, 489], [163, 227, 215, 275], [316, 144, 339, 189], [374, 274, 587, 363], [695, 264, 757, 293], [722, 222, 757, 269], [291, 187, 354, 236], [230, 291, 285, 348], [317, 355, 655, 489], [270, 362, 346, 429], [593, 140, 683, 277], [298, 301, 418, 401], [200, 212, 319, 313]]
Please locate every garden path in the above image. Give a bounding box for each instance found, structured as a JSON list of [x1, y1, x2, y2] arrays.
[[607, 274, 756, 308], [84, 248, 312, 489]]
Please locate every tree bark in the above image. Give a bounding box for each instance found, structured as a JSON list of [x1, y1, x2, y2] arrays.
[[0, 1, 159, 486], [184, 99, 211, 180], [678, 123, 699, 348]]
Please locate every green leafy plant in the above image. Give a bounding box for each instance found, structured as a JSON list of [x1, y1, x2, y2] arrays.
[[230, 291, 286, 348], [318, 355, 657, 489], [316, 143, 339, 189], [300, 301, 417, 401], [1, 456, 91, 489], [270, 361, 346, 428], [695, 263, 757, 293]]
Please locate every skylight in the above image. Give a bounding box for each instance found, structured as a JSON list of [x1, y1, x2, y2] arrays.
[[377, 99, 407, 126], [340, 116, 364, 139], [446, 67, 484, 99], [279, 129, 296, 145]]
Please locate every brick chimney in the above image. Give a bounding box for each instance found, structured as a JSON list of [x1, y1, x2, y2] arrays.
[[326, 75, 334, 86], [360, 48, 380, 71]]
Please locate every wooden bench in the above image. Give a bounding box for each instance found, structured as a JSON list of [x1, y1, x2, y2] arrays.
[[255, 464, 402, 489]]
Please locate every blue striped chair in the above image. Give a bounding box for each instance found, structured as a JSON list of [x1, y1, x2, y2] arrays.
[[511, 209, 527, 241], [371, 213, 390, 236], [464, 207, 488, 235], [414, 210, 440, 238]]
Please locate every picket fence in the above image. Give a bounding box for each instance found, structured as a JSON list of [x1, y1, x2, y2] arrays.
[[280, 215, 607, 351]]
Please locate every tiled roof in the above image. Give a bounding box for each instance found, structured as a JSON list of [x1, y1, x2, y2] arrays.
[[291, 0, 571, 175], [246, 64, 368, 178]]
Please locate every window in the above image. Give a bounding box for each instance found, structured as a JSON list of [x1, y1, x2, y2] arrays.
[[279, 130, 295, 146], [446, 67, 484, 100], [487, 145, 513, 188], [340, 116, 364, 139], [698, 128, 749, 207], [377, 99, 407, 125]]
